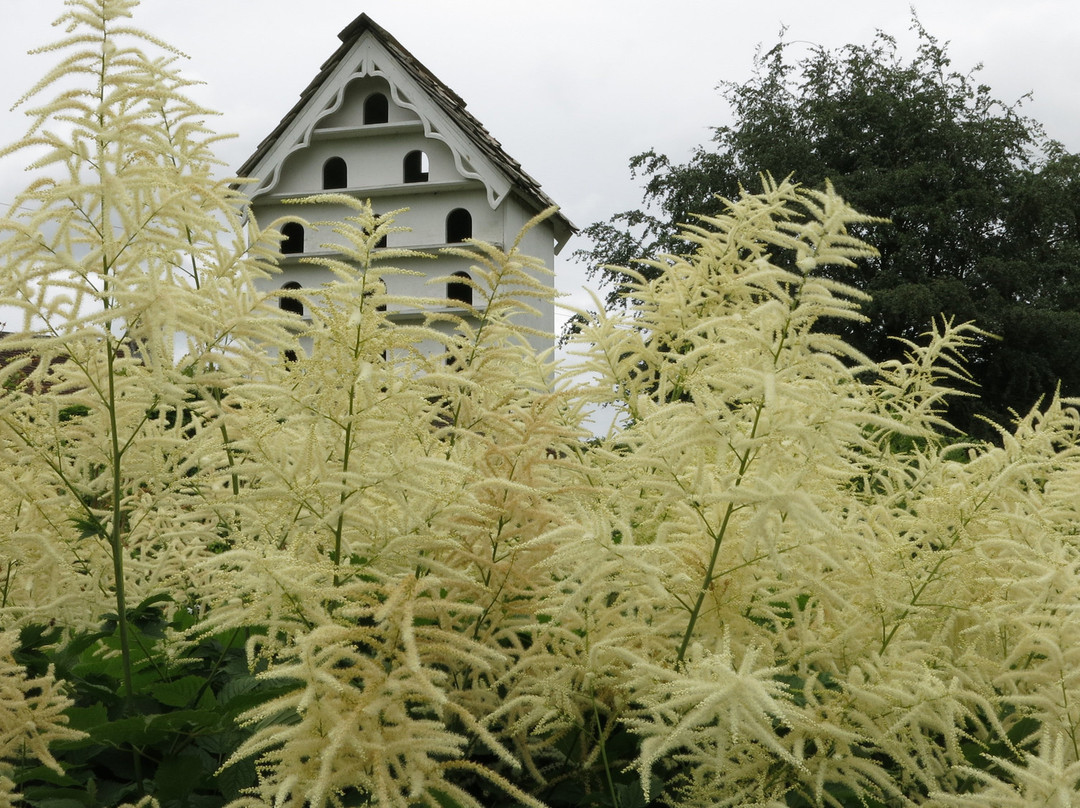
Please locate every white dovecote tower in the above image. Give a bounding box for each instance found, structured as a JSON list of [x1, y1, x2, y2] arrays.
[[236, 13, 575, 357]]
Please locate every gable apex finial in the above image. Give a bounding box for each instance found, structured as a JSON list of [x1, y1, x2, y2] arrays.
[[337, 12, 380, 44]]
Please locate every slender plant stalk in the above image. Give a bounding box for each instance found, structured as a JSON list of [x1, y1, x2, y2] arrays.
[[94, 11, 141, 787], [591, 684, 621, 808], [675, 402, 763, 667], [330, 309, 365, 587]]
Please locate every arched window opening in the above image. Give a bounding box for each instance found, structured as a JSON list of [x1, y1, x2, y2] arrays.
[[446, 208, 472, 243], [362, 288, 389, 313], [403, 150, 429, 183], [447, 271, 473, 306], [444, 333, 467, 369], [363, 92, 389, 124], [322, 156, 347, 189], [280, 281, 303, 364], [369, 213, 388, 249], [279, 281, 304, 317], [280, 222, 304, 254]]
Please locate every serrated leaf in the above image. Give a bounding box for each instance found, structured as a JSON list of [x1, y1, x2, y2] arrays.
[[215, 756, 257, 799], [150, 675, 215, 708], [16, 784, 92, 808], [12, 765, 80, 788], [216, 675, 260, 706], [63, 703, 109, 733], [153, 752, 207, 800], [78, 708, 224, 747]]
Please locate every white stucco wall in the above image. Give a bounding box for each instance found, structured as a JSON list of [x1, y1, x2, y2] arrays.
[[247, 57, 559, 358]]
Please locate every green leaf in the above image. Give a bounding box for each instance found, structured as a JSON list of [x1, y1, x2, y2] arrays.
[[153, 752, 207, 801], [218, 682, 297, 719], [12, 765, 80, 788], [62, 703, 110, 734], [216, 675, 260, 706], [1007, 716, 1041, 747], [424, 788, 466, 808], [130, 592, 174, 617], [615, 780, 649, 808], [74, 708, 224, 748], [149, 675, 216, 709], [215, 756, 257, 799], [22, 798, 89, 808]]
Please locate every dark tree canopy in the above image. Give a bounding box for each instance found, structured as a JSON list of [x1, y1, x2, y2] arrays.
[[579, 23, 1080, 438]]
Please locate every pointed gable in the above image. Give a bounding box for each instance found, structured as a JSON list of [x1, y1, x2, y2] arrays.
[[236, 13, 574, 252]]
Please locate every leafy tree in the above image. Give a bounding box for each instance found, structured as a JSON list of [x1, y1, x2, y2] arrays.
[[579, 22, 1080, 437]]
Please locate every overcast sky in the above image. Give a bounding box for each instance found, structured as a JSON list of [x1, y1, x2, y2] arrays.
[[3, 0, 1078, 323]]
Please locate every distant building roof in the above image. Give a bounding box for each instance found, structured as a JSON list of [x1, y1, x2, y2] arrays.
[[236, 13, 575, 243]]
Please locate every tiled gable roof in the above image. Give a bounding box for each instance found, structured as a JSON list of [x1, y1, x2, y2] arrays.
[[236, 14, 575, 239]]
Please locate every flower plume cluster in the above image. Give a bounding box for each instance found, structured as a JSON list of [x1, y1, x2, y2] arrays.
[[2, 2, 1080, 807]]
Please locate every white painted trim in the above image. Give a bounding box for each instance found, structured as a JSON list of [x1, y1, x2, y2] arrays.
[[247, 33, 513, 212]]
